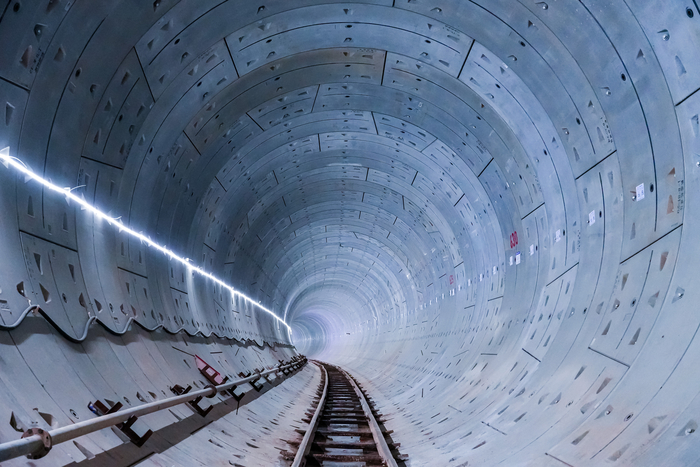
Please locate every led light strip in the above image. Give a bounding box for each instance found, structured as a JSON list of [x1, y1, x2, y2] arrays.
[[0, 147, 291, 334]]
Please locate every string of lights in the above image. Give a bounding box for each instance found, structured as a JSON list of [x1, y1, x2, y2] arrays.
[[0, 147, 291, 334]]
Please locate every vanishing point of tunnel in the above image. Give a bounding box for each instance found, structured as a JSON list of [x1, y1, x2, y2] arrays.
[[0, 0, 699, 465]]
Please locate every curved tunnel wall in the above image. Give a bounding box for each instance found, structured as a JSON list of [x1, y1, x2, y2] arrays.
[[0, 0, 699, 465]]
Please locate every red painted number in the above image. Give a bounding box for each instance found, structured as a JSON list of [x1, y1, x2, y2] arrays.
[[509, 231, 519, 249]]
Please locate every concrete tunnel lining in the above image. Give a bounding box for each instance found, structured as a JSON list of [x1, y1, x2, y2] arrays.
[[0, 0, 699, 465]]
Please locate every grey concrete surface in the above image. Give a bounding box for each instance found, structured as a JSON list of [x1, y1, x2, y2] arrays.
[[0, 0, 699, 465]]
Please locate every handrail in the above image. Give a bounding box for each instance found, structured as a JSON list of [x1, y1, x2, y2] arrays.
[[0, 357, 307, 462], [291, 361, 328, 467], [342, 367, 398, 467]]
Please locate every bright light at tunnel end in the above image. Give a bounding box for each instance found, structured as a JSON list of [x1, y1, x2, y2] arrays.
[[0, 147, 292, 335]]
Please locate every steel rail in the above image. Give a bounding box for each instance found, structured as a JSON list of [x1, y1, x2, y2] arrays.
[[291, 361, 329, 467], [0, 358, 306, 462], [341, 367, 399, 467]]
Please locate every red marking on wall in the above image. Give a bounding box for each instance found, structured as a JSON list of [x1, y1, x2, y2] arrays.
[[509, 231, 519, 249]]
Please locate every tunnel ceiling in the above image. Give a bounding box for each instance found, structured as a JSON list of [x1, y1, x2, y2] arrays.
[[1, 0, 700, 465]]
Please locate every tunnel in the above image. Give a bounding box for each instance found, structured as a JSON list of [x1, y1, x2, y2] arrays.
[[0, 0, 698, 465]]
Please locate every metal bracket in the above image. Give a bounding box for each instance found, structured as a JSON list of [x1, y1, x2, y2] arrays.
[[22, 428, 52, 459], [87, 400, 153, 447], [170, 385, 213, 417], [248, 368, 265, 392], [277, 362, 290, 376], [88, 399, 122, 416], [276, 361, 291, 376], [227, 385, 246, 402], [118, 416, 153, 448], [249, 377, 264, 392]]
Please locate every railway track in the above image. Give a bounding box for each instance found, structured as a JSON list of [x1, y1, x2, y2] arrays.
[[286, 361, 404, 466]]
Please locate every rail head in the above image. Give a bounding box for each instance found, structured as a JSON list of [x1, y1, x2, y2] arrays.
[[291, 361, 328, 467], [341, 368, 399, 467]]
